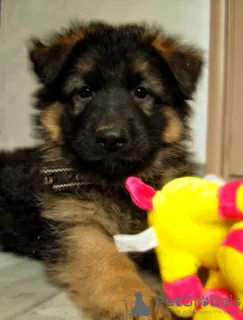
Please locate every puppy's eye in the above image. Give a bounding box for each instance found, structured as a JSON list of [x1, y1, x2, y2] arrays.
[[72, 86, 92, 114], [134, 86, 149, 99], [76, 85, 92, 99]]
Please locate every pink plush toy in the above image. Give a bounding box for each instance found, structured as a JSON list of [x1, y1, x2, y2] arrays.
[[125, 175, 243, 320]]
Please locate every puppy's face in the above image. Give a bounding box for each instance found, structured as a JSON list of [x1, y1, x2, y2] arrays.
[[30, 23, 203, 177]]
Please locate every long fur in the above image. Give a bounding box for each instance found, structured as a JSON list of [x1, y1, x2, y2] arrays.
[[0, 21, 203, 320]]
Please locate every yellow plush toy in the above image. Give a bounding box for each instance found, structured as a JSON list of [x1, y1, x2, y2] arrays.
[[125, 176, 243, 320]]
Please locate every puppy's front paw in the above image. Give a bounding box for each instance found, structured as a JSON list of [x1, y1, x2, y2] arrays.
[[124, 288, 172, 320]]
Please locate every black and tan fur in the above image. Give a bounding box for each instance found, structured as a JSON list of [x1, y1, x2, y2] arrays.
[[0, 21, 203, 320]]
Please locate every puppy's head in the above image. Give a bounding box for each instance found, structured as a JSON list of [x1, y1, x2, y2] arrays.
[[29, 22, 203, 177]]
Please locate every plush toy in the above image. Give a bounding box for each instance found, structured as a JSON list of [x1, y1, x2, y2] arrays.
[[125, 176, 243, 320]]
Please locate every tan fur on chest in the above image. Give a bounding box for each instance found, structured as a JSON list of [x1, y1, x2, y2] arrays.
[[41, 190, 147, 237]]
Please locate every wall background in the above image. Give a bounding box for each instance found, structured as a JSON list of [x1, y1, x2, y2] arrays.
[[0, 0, 210, 163]]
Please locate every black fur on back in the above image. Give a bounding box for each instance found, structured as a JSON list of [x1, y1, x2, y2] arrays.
[[0, 148, 61, 262]]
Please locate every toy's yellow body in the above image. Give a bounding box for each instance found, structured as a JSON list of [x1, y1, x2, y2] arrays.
[[126, 176, 243, 320], [150, 177, 228, 276]]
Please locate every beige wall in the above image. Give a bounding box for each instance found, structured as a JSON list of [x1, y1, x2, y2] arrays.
[[0, 0, 210, 163]]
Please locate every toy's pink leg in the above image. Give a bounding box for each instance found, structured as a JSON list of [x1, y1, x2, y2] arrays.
[[218, 181, 243, 220], [218, 222, 243, 308], [163, 274, 202, 317], [194, 270, 243, 320], [157, 249, 203, 318]]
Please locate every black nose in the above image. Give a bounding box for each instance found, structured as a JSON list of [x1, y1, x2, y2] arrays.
[[95, 127, 127, 152]]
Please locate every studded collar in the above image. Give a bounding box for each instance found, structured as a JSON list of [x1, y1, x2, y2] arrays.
[[40, 163, 95, 192]]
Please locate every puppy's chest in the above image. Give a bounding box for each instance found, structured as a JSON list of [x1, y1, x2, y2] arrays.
[[77, 188, 149, 235], [100, 192, 149, 235], [42, 188, 148, 236]]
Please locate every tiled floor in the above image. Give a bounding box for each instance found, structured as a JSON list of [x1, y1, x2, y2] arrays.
[[0, 253, 82, 320]]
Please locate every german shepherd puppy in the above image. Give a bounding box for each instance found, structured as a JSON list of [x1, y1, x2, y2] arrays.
[[0, 21, 203, 320]]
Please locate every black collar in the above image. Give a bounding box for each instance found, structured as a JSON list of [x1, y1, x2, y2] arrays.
[[40, 163, 125, 193], [40, 164, 96, 192]]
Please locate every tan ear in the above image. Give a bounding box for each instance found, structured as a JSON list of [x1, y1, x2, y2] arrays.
[[28, 27, 85, 84], [152, 35, 204, 100]]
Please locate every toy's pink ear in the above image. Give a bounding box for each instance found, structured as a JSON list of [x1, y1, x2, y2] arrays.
[[125, 177, 156, 210]]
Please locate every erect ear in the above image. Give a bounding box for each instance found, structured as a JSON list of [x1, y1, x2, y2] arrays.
[[125, 177, 156, 211], [152, 35, 204, 100], [28, 28, 85, 84]]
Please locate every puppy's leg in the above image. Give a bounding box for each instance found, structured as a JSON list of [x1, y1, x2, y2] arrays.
[[47, 225, 171, 320]]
